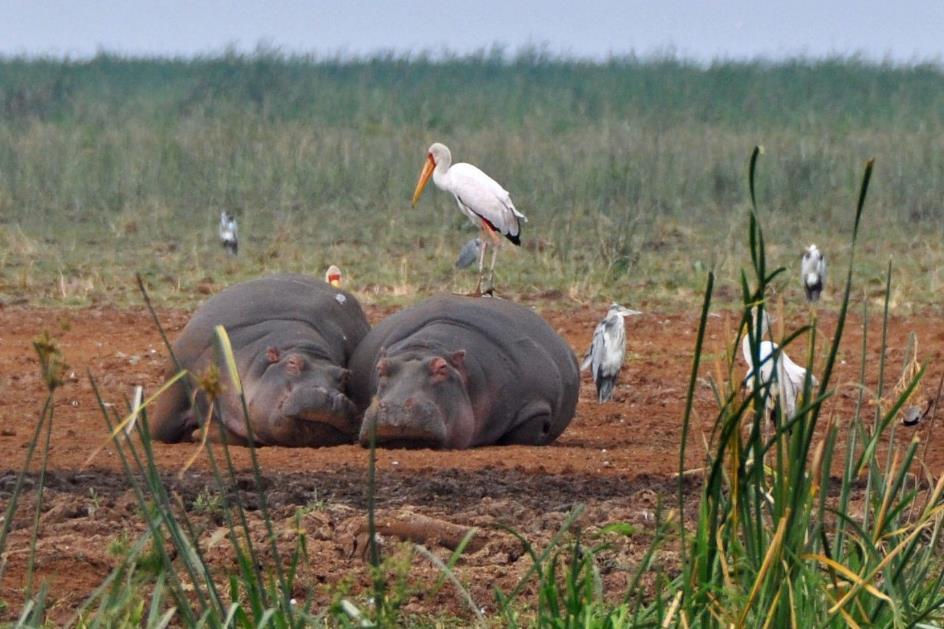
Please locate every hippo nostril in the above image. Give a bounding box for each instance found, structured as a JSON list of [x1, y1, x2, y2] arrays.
[[542, 420, 551, 435]]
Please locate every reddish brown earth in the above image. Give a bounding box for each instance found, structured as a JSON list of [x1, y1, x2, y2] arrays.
[[1, 301, 942, 621]]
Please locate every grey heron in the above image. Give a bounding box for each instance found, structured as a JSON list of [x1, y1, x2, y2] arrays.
[[741, 308, 817, 422], [801, 244, 825, 302], [455, 237, 483, 269], [219, 211, 238, 256], [412, 142, 527, 294], [581, 304, 642, 403], [902, 404, 929, 427]]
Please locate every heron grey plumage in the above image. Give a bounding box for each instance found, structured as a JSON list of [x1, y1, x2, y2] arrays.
[[455, 237, 483, 269], [581, 304, 642, 403], [219, 211, 238, 256], [801, 244, 825, 302]]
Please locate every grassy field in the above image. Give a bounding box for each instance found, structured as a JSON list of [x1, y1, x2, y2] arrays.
[[1, 53, 943, 310]]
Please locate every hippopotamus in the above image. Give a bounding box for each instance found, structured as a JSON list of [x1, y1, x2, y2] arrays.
[[349, 295, 580, 449], [150, 274, 370, 447]]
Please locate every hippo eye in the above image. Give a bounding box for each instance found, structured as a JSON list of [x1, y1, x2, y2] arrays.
[[285, 355, 305, 374]]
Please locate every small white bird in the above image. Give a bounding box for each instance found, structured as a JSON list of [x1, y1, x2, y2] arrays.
[[219, 211, 238, 256], [741, 309, 817, 422], [801, 244, 825, 302], [581, 304, 642, 403], [412, 142, 527, 293], [325, 265, 342, 288], [455, 237, 483, 269]]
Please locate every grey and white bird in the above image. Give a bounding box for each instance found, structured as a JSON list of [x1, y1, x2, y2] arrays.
[[412, 142, 527, 293], [219, 211, 238, 256], [801, 244, 825, 302], [581, 304, 642, 403], [741, 308, 817, 422], [455, 237, 483, 269]]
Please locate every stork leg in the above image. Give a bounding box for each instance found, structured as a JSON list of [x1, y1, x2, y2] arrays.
[[472, 238, 489, 296], [484, 245, 499, 295], [479, 221, 502, 295]]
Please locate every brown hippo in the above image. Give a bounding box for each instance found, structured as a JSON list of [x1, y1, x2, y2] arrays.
[[349, 295, 579, 449], [150, 274, 370, 447]]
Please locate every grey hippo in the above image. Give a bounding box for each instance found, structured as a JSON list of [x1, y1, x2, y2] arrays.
[[349, 295, 579, 449], [150, 273, 370, 447]]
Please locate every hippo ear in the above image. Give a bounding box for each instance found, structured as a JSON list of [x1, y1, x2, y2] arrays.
[[449, 350, 466, 370], [266, 346, 281, 363]]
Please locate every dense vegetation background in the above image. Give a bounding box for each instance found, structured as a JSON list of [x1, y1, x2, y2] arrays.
[[1, 52, 942, 307]]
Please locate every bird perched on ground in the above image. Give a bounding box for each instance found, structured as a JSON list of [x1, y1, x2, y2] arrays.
[[219, 211, 238, 256], [741, 308, 817, 422], [902, 403, 930, 427], [455, 237, 483, 269], [324, 265, 342, 288], [801, 244, 825, 302], [412, 142, 527, 294], [581, 304, 642, 403]]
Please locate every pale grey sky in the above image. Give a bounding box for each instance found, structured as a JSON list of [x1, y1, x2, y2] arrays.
[[2, 0, 943, 63]]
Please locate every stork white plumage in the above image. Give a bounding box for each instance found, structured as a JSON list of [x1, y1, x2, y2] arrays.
[[581, 304, 642, 403], [412, 143, 527, 293], [801, 244, 825, 302], [741, 309, 817, 422], [219, 211, 238, 256]]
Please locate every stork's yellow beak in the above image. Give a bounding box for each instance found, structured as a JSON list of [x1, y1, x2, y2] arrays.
[[412, 154, 435, 207]]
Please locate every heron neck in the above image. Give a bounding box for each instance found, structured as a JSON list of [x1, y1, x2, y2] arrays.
[[741, 333, 752, 365]]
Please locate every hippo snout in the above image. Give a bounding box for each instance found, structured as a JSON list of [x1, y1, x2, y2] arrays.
[[281, 386, 359, 433], [360, 398, 448, 448]]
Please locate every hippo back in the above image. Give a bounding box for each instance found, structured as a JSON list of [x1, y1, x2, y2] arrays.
[[174, 273, 369, 367]]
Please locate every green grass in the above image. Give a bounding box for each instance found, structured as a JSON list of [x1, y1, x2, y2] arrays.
[[0, 53, 943, 309]]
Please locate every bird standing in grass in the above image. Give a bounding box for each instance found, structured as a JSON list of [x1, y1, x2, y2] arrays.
[[741, 308, 816, 422], [324, 265, 342, 287], [455, 237, 483, 270], [412, 142, 527, 294], [219, 211, 238, 256], [581, 304, 642, 403], [801, 244, 825, 302]]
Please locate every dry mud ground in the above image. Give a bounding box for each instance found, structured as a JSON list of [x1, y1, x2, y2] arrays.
[[1, 301, 943, 622]]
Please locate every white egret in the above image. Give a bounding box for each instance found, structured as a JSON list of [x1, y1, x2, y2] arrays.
[[219, 211, 238, 256], [741, 309, 816, 422], [412, 142, 527, 293], [581, 304, 642, 403], [455, 237, 483, 269], [801, 244, 825, 302]]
